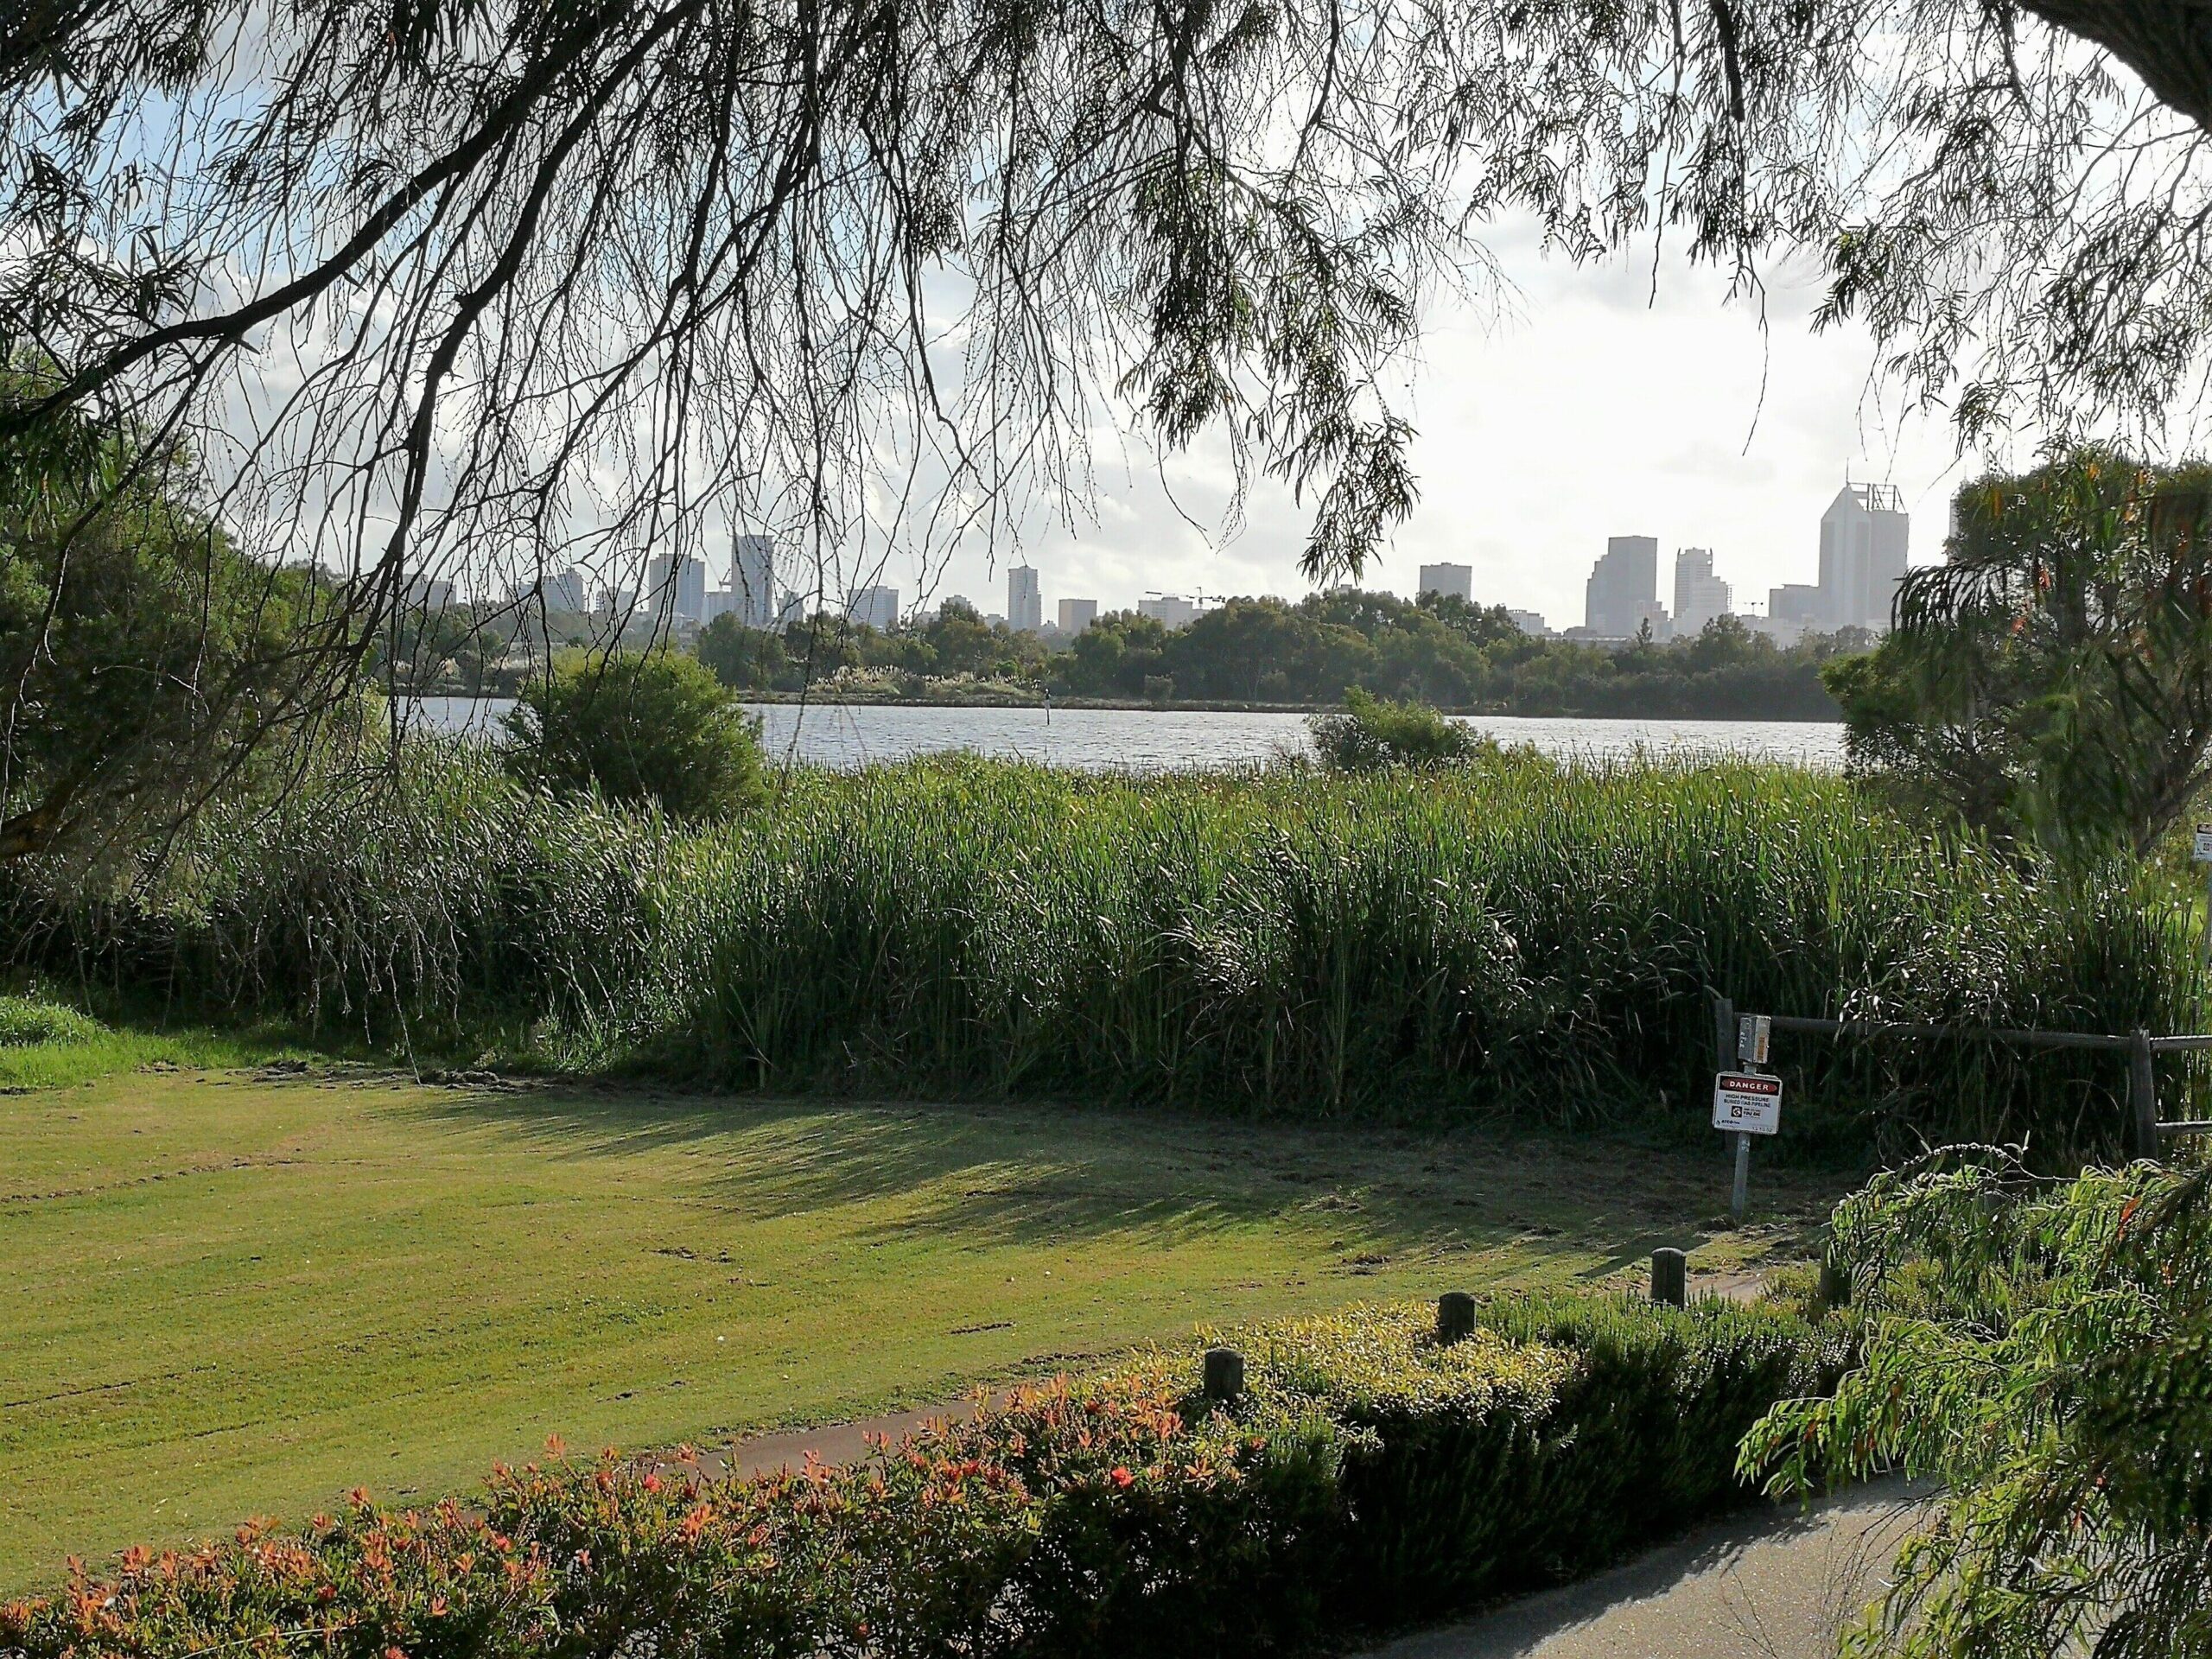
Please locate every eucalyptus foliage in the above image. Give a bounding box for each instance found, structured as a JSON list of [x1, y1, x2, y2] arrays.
[[1745, 1148, 2212, 1656]]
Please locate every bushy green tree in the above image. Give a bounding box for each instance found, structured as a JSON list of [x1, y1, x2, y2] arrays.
[[505, 650, 766, 820], [1308, 687, 1489, 770], [1745, 1148, 2212, 1657], [1825, 448, 2212, 858], [0, 361, 333, 863], [696, 614, 796, 691]]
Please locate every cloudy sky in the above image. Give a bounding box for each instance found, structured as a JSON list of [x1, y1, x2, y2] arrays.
[[904, 222, 2027, 632]]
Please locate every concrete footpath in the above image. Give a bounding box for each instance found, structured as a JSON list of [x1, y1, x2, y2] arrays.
[[1362, 1479, 1927, 1659]]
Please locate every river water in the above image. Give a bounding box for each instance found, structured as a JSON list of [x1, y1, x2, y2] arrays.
[[412, 696, 1847, 770]]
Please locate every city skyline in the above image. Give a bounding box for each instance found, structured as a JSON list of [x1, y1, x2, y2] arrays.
[[865, 232, 2063, 630], [521, 463, 1913, 638]]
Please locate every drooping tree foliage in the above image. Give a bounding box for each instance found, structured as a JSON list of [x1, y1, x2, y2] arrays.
[[1745, 1147, 2212, 1657], [1825, 448, 2212, 858], [9, 0, 2212, 837]]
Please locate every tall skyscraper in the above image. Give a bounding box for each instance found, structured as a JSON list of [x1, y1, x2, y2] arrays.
[[1418, 563, 1473, 602], [1585, 536, 1660, 636], [1818, 483, 1910, 632], [1672, 547, 1732, 637], [847, 584, 899, 631], [645, 552, 706, 624], [1007, 565, 1042, 632], [732, 535, 778, 628], [1058, 597, 1098, 633]]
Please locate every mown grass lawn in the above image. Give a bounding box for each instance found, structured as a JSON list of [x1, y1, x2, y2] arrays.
[[1, 1060, 1846, 1585]]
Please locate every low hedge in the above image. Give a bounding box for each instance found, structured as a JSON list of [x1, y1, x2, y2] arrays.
[[3, 1293, 1853, 1659]]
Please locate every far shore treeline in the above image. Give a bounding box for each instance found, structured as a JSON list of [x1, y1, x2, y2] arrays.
[[401, 588, 1859, 720]]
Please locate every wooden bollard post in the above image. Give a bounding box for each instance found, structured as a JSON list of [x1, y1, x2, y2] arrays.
[[1435, 1291, 1476, 1344], [1650, 1248, 1688, 1307], [1203, 1345, 1244, 1402]]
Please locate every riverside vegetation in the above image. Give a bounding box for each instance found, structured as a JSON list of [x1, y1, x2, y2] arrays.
[[19, 740, 2197, 1163]]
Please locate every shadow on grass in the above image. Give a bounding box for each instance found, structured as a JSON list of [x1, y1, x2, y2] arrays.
[[400, 1080, 1835, 1268]]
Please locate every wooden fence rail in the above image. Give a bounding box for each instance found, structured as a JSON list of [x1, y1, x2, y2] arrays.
[[1712, 993, 2212, 1159]]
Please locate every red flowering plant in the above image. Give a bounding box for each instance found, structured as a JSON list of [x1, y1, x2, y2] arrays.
[[477, 1440, 833, 1659], [0, 1491, 555, 1659]]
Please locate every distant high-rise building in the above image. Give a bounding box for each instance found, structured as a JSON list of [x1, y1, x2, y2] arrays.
[[777, 588, 807, 626], [546, 568, 590, 614], [1418, 563, 1473, 602], [732, 535, 778, 628], [1058, 597, 1098, 633], [1007, 565, 1043, 632], [517, 568, 589, 614], [646, 552, 707, 624], [1138, 594, 1198, 631], [1672, 547, 1732, 637], [1585, 536, 1659, 636], [847, 584, 899, 631], [1504, 608, 1548, 637], [1818, 483, 1910, 632], [1768, 583, 1824, 626]]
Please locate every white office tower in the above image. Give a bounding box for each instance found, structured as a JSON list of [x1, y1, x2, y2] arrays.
[[847, 584, 899, 631], [1138, 594, 1198, 630], [1418, 563, 1473, 602], [1818, 483, 1910, 632], [1505, 609, 1548, 637], [534, 568, 589, 614], [1058, 597, 1098, 633], [645, 552, 707, 624], [1007, 565, 1043, 632], [1584, 536, 1659, 636], [733, 535, 779, 627], [1672, 548, 1733, 637]]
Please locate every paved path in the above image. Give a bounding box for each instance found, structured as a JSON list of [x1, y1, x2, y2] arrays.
[[1363, 1480, 1928, 1659]]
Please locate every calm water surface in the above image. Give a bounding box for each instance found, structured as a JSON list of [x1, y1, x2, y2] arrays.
[[414, 696, 1845, 770]]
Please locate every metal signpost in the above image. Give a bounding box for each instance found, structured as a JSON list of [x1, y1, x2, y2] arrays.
[[1713, 1071, 1782, 1217], [2196, 824, 2212, 963]]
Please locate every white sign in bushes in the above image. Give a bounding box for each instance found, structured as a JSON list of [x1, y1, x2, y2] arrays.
[[1713, 1071, 1783, 1136]]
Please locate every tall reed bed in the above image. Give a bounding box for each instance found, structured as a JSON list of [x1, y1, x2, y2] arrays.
[[20, 746, 2199, 1157]]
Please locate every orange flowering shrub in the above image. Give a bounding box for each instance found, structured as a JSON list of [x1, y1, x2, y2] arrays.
[[2, 1296, 1847, 1659]]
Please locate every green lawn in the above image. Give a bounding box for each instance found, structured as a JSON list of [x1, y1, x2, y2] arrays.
[[1, 1061, 1844, 1585]]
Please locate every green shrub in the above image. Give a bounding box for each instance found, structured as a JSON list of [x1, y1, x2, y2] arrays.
[[504, 650, 766, 822], [1308, 686, 1489, 771], [0, 995, 103, 1046], [0, 1294, 1846, 1659]]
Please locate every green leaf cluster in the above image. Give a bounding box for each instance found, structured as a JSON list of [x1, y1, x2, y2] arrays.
[[1744, 1149, 2212, 1656]]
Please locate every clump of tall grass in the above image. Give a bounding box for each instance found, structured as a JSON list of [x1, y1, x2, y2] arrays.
[[15, 747, 2200, 1157]]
